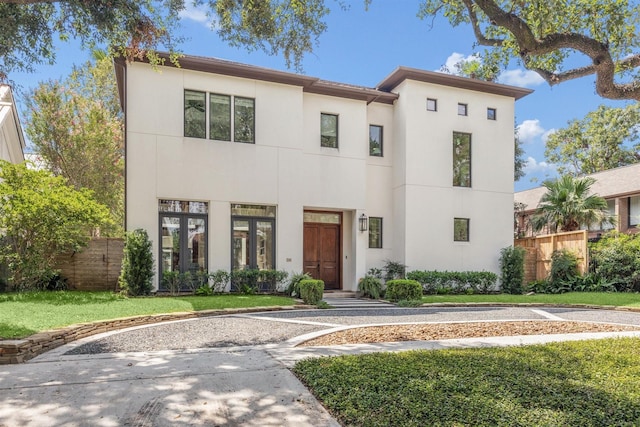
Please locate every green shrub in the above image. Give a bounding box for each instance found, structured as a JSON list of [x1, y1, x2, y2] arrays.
[[499, 246, 526, 294], [385, 279, 422, 302], [259, 269, 289, 293], [118, 229, 154, 296], [358, 275, 383, 299], [194, 284, 213, 296], [382, 260, 407, 281], [572, 273, 617, 293], [286, 271, 311, 297], [299, 279, 324, 304], [161, 270, 182, 296], [549, 249, 579, 291], [590, 232, 640, 292], [406, 270, 498, 294], [231, 269, 260, 294], [209, 269, 230, 293]]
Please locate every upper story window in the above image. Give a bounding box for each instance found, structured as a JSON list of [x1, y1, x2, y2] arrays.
[[487, 107, 497, 120], [369, 217, 382, 248], [458, 103, 468, 116], [321, 113, 338, 148], [184, 90, 255, 143], [427, 98, 437, 112], [453, 131, 471, 187], [454, 218, 470, 242], [369, 125, 383, 157]]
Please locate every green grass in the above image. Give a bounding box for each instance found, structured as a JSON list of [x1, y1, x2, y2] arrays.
[[0, 291, 294, 339], [294, 338, 640, 426], [422, 292, 640, 307]]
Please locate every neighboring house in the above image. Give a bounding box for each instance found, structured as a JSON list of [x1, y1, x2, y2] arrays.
[[115, 54, 531, 291], [0, 85, 25, 164], [515, 163, 640, 239]]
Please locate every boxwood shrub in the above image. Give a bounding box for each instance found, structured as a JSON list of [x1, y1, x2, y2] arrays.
[[407, 270, 498, 294], [299, 279, 324, 305], [385, 279, 422, 302]]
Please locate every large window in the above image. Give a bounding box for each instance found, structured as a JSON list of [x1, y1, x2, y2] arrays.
[[321, 113, 338, 148], [453, 132, 471, 187], [159, 200, 208, 286], [369, 217, 383, 248], [630, 196, 640, 227], [184, 90, 255, 143], [369, 125, 383, 157], [454, 218, 470, 242], [231, 204, 276, 271]]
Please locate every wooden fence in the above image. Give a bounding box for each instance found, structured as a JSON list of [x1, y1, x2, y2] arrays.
[[514, 230, 588, 283], [56, 238, 124, 291]]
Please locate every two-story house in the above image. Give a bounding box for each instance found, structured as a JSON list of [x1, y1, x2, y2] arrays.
[[0, 85, 25, 164], [115, 54, 531, 291]]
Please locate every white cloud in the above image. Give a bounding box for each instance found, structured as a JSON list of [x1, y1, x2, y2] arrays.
[[439, 52, 480, 75], [498, 69, 545, 87], [541, 128, 556, 143], [179, 4, 210, 24], [523, 157, 557, 175], [517, 119, 546, 144]]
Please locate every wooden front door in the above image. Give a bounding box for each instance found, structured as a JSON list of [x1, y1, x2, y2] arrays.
[[303, 222, 341, 289]]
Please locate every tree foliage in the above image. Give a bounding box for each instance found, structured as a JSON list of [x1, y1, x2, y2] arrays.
[[531, 175, 614, 233], [118, 229, 154, 296], [419, 0, 640, 101], [545, 104, 640, 176], [0, 0, 330, 79], [0, 160, 111, 290], [24, 53, 124, 236]]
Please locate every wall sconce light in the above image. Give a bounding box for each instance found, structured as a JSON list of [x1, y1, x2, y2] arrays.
[[359, 214, 368, 232]]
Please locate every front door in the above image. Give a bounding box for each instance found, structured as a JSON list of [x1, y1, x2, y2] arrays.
[[303, 218, 341, 290]]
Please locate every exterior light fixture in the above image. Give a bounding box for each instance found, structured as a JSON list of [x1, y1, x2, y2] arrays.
[[359, 214, 368, 232]]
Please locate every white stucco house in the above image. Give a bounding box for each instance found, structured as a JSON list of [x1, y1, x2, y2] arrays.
[[115, 54, 531, 291], [0, 85, 25, 164]]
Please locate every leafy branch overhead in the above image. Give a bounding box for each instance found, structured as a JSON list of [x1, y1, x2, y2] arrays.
[[419, 0, 640, 100]]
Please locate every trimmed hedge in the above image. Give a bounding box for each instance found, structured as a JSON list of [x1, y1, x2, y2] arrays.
[[299, 279, 324, 305], [407, 270, 498, 295], [385, 279, 422, 302]]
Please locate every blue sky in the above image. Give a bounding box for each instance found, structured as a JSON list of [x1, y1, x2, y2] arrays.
[[9, 2, 633, 191]]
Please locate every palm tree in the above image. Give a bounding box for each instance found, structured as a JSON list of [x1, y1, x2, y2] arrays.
[[531, 175, 615, 233]]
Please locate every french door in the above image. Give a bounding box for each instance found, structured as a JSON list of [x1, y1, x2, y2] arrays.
[[232, 218, 275, 270]]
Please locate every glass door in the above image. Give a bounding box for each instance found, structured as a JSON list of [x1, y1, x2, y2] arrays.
[[231, 218, 275, 270]]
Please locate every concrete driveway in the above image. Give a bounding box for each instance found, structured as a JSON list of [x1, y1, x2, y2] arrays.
[[2, 305, 640, 426]]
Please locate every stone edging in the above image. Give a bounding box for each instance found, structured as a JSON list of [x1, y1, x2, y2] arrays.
[[0, 305, 311, 365]]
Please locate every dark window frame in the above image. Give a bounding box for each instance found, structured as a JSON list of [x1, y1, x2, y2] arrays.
[[233, 96, 256, 144], [454, 218, 470, 242], [427, 98, 438, 112], [184, 90, 206, 139], [369, 124, 383, 157], [321, 113, 339, 148], [458, 103, 468, 116], [487, 107, 497, 120], [368, 217, 383, 248]]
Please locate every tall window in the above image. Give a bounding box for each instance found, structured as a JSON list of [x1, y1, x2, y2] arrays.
[[369, 125, 383, 156], [184, 90, 255, 143], [630, 196, 640, 227], [454, 218, 469, 242], [159, 200, 208, 285], [231, 204, 276, 271], [369, 217, 382, 248], [321, 113, 338, 148], [184, 90, 206, 138], [453, 132, 471, 187]]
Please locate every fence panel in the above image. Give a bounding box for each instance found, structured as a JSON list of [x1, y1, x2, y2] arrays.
[[56, 238, 124, 291], [515, 230, 587, 282]]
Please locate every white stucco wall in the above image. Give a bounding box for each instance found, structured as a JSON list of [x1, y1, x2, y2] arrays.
[[0, 86, 25, 164]]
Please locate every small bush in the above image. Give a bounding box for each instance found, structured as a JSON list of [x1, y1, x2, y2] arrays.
[[286, 271, 312, 297], [383, 260, 407, 281], [194, 284, 213, 296], [358, 275, 383, 299], [590, 232, 640, 292], [499, 246, 526, 294], [407, 270, 498, 294], [385, 279, 422, 302], [549, 249, 579, 291], [259, 269, 289, 293], [299, 279, 324, 304], [231, 269, 260, 294], [316, 300, 333, 309], [118, 229, 154, 296], [35, 272, 69, 291], [161, 271, 182, 296], [209, 270, 230, 293]]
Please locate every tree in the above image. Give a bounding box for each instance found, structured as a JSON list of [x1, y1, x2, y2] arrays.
[[419, 0, 640, 101], [544, 104, 640, 176], [531, 175, 613, 233], [24, 53, 124, 236], [0, 0, 329, 78], [118, 229, 154, 296], [514, 127, 525, 181], [0, 160, 110, 289]]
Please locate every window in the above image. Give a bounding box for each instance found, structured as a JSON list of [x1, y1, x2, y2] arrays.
[[630, 196, 640, 227], [487, 108, 497, 120], [454, 218, 469, 242], [369, 217, 382, 248], [458, 103, 468, 116], [159, 200, 208, 287], [369, 125, 383, 156], [321, 113, 338, 148], [184, 90, 206, 138], [231, 204, 276, 273], [184, 90, 255, 143], [453, 132, 471, 187], [427, 98, 437, 111]]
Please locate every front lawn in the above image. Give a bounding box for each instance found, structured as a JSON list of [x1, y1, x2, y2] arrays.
[[0, 291, 295, 339], [422, 292, 640, 307], [294, 338, 640, 426]]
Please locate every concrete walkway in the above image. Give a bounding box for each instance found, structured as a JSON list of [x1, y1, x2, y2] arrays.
[[2, 305, 640, 426]]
